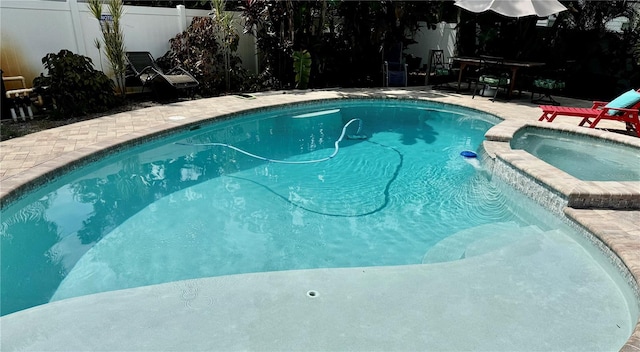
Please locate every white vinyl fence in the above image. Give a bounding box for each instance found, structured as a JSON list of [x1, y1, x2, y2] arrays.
[[0, 0, 257, 90]]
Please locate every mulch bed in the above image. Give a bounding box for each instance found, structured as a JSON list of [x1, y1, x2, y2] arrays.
[[1, 97, 165, 141]]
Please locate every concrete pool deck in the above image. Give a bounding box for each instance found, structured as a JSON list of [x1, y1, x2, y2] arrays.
[[1, 87, 639, 350]]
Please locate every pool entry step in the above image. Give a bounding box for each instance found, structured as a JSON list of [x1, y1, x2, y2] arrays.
[[422, 222, 561, 264]]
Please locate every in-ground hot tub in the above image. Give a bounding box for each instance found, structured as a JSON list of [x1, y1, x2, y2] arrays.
[[511, 126, 640, 182]]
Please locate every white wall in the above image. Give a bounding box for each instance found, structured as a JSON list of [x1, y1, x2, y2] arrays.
[[1, 1, 78, 88], [605, 16, 630, 33], [405, 22, 457, 69], [0, 0, 257, 88]]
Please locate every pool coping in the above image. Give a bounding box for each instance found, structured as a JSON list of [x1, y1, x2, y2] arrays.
[[1, 88, 639, 350]]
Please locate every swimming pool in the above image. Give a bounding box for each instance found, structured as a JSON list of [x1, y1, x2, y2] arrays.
[[511, 127, 640, 181], [0, 99, 637, 349]]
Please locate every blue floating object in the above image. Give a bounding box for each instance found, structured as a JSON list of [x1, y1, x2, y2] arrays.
[[460, 151, 477, 158]]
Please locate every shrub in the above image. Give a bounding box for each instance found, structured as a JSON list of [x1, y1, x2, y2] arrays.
[[157, 16, 253, 97], [33, 49, 120, 119]]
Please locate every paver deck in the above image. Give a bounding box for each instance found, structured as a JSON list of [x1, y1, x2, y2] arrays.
[[1, 87, 639, 350]]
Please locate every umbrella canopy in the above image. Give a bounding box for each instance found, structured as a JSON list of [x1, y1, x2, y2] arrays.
[[454, 0, 567, 18]]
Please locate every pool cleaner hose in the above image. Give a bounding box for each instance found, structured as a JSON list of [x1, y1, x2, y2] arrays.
[[176, 118, 365, 164]]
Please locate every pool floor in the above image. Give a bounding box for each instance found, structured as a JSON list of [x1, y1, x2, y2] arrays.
[[0, 261, 630, 351]]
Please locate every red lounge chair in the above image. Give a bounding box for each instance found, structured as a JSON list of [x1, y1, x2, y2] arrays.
[[538, 89, 640, 137]]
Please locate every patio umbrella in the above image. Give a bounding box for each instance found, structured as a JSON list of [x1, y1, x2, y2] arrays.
[[454, 0, 567, 18]]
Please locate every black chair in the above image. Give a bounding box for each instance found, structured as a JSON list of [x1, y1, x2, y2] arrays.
[[529, 60, 572, 106], [125, 51, 199, 93], [382, 43, 408, 87], [472, 55, 511, 102], [426, 49, 456, 89]]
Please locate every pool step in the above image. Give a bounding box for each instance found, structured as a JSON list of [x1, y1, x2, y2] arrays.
[[422, 222, 545, 264]]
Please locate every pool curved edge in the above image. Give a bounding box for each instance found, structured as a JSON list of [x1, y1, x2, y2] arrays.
[[1, 89, 639, 349], [483, 120, 640, 351]]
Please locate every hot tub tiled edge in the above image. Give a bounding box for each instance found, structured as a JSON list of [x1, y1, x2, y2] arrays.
[[485, 120, 640, 210]]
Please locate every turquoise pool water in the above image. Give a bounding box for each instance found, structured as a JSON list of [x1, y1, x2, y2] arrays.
[[0, 99, 636, 349], [511, 127, 640, 181]]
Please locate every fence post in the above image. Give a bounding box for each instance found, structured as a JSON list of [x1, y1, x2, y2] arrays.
[[68, 0, 87, 56], [177, 5, 187, 33]]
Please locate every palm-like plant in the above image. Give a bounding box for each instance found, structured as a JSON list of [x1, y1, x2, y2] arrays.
[[292, 49, 311, 89], [210, 0, 238, 92], [88, 0, 127, 97]]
